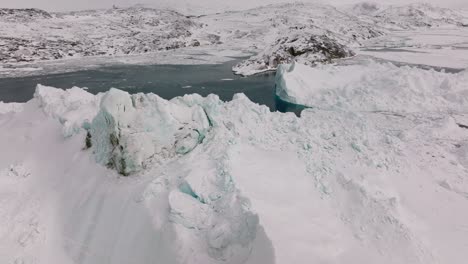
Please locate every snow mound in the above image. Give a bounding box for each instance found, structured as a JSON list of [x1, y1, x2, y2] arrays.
[[275, 60, 468, 112]]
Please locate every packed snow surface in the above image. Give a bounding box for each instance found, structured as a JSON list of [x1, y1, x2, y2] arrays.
[[1, 79, 468, 263]]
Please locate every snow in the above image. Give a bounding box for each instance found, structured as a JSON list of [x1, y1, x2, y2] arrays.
[[1, 82, 468, 263], [358, 28, 468, 69], [369, 3, 468, 29]]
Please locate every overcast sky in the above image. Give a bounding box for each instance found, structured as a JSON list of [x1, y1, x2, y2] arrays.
[[1, 0, 467, 12]]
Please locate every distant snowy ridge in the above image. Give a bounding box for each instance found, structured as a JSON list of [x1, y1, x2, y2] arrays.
[[0, 101, 23, 114]]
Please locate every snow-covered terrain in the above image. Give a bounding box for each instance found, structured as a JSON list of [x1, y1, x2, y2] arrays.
[[370, 3, 468, 29], [2, 2, 468, 77], [199, 2, 383, 76]]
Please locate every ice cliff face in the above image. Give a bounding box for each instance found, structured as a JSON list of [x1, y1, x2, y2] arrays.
[[90, 89, 211, 175]]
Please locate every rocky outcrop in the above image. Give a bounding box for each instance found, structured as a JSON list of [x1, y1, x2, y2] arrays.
[[233, 33, 355, 76], [0, 8, 51, 21]]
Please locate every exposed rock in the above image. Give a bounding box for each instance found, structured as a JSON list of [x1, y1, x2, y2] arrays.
[[234, 33, 355, 76], [0, 8, 51, 21]]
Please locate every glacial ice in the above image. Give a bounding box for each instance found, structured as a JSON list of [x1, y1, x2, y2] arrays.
[[89, 88, 212, 175]]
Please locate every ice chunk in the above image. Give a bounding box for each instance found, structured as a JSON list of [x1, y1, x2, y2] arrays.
[[34, 84, 100, 137], [167, 157, 259, 263]]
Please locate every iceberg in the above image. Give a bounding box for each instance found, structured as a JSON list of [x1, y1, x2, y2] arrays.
[[275, 60, 468, 112]]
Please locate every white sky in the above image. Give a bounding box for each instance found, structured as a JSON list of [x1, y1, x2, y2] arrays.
[[0, 0, 467, 12]]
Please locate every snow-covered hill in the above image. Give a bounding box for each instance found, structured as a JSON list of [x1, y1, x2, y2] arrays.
[[276, 60, 468, 112], [0, 8, 52, 21], [0, 7, 202, 63]]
